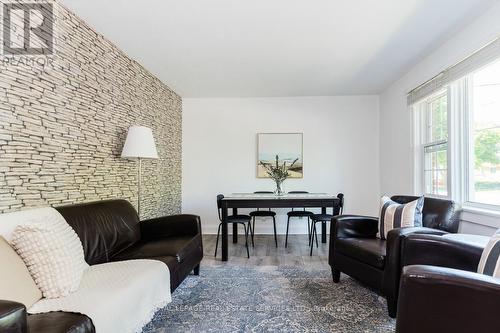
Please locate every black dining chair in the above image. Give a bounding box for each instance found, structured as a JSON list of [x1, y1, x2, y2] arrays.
[[249, 191, 278, 248], [309, 193, 344, 256], [285, 191, 315, 248], [215, 194, 253, 258]]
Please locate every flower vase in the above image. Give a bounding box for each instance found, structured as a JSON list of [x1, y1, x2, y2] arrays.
[[274, 180, 284, 196]]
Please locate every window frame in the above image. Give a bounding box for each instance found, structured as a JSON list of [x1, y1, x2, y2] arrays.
[[462, 68, 500, 212], [413, 89, 451, 199]]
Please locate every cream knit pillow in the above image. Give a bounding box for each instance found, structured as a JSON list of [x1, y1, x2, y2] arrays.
[[11, 215, 88, 299]]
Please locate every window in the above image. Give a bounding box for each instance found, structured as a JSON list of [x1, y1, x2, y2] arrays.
[[424, 93, 449, 196], [416, 91, 449, 197], [468, 60, 500, 206], [413, 59, 500, 209], [410, 38, 500, 219]]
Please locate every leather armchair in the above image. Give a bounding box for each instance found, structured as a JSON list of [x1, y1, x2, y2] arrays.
[[0, 300, 27, 333], [396, 265, 500, 333], [401, 233, 488, 272], [329, 195, 459, 318]]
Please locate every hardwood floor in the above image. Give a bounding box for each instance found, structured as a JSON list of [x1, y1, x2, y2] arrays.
[[201, 234, 330, 269]]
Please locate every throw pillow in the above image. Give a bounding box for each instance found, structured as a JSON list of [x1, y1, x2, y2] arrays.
[[478, 229, 500, 277], [11, 214, 88, 299], [0, 236, 42, 308], [378, 196, 424, 240]]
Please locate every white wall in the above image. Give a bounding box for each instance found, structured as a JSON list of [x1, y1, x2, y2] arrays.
[[182, 96, 380, 234], [379, 2, 500, 236]]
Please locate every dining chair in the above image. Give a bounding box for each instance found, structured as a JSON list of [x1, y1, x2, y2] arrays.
[[215, 194, 253, 258], [309, 193, 344, 256], [249, 191, 278, 248], [285, 191, 315, 248]]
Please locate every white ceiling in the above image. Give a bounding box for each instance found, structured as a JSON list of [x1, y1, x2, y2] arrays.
[[61, 0, 498, 97]]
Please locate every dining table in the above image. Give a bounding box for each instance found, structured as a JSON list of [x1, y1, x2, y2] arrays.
[[220, 192, 341, 261]]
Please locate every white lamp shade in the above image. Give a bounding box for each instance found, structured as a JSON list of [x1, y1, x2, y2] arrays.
[[121, 126, 158, 159]]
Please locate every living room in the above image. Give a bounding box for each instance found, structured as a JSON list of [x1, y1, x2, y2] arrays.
[[1, 0, 500, 332]]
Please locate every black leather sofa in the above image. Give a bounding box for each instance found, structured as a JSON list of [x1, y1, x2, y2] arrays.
[[0, 199, 203, 333], [329, 195, 459, 317], [396, 233, 495, 333]]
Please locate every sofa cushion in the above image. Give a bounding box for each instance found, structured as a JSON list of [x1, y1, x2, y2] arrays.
[[336, 238, 386, 269], [0, 237, 42, 308], [56, 200, 141, 265], [28, 260, 170, 333], [28, 312, 95, 333], [121, 255, 181, 291], [114, 235, 202, 264]]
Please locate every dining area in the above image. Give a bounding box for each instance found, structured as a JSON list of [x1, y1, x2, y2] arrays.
[[214, 192, 344, 261], [191, 133, 347, 261]]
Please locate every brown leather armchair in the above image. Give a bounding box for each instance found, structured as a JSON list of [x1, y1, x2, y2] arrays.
[[397, 265, 500, 333], [401, 233, 489, 272], [0, 300, 28, 333], [396, 233, 492, 332], [329, 195, 459, 317]]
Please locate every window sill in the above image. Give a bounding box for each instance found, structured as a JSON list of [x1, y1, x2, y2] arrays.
[[461, 204, 500, 229]]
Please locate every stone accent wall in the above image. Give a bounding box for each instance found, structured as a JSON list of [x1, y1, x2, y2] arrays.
[[0, 2, 182, 219]]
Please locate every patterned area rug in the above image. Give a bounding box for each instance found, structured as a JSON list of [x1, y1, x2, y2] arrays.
[[142, 265, 395, 333]]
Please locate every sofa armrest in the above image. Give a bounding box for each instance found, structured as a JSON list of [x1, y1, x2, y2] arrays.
[[140, 214, 202, 241], [0, 300, 27, 333], [330, 215, 379, 239], [383, 227, 449, 305], [401, 233, 484, 272], [396, 265, 500, 333]]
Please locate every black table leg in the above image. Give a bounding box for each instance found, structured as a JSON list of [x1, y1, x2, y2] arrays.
[[232, 208, 238, 243], [222, 203, 228, 261], [321, 207, 327, 243]]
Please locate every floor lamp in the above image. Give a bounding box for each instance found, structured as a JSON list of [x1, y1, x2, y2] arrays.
[[121, 126, 158, 219]]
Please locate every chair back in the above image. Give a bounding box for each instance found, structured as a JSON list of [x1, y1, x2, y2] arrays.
[[216, 194, 224, 222], [390, 195, 458, 233], [254, 191, 273, 211], [288, 191, 309, 211], [337, 193, 345, 215]]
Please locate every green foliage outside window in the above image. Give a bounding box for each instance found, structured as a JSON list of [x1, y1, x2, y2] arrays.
[[474, 130, 500, 167]]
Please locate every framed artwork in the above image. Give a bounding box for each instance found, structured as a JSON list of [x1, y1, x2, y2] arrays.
[[257, 133, 303, 178]]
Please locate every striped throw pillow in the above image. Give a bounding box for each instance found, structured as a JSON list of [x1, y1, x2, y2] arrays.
[[478, 230, 500, 277], [378, 196, 424, 240]]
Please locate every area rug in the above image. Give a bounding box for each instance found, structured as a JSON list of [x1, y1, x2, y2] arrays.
[[142, 265, 396, 333]]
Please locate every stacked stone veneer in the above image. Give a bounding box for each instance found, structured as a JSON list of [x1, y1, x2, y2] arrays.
[[0, 2, 182, 219]]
